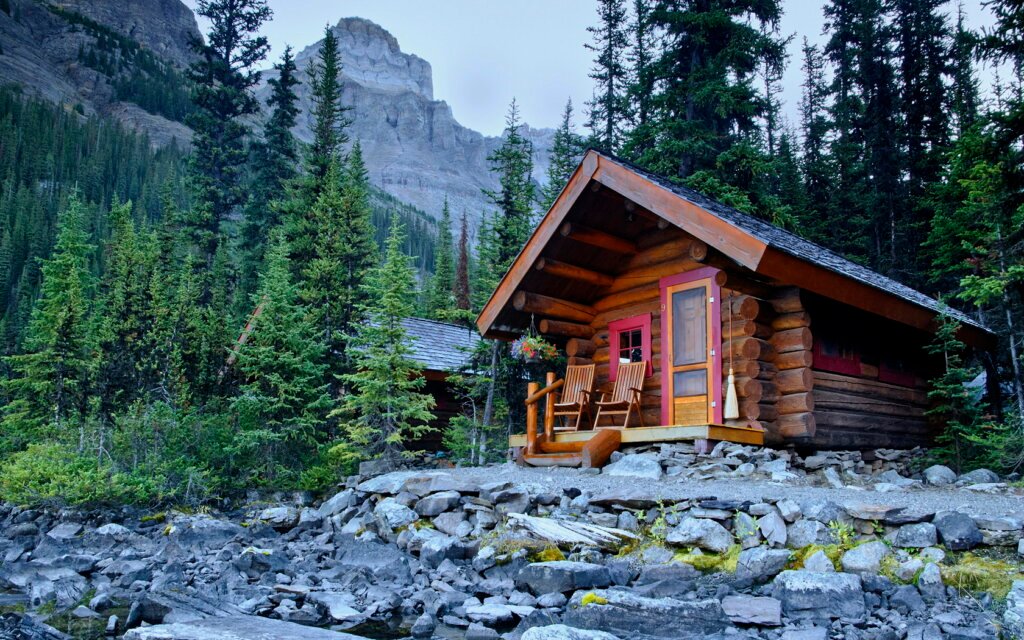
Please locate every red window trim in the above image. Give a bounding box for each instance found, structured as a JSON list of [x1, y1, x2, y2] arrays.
[[608, 313, 653, 380], [812, 337, 861, 376], [879, 362, 917, 387]]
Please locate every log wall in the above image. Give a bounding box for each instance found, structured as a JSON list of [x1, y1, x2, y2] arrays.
[[811, 371, 932, 449]]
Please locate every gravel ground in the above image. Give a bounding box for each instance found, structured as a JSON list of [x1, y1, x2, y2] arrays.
[[455, 462, 1024, 520]]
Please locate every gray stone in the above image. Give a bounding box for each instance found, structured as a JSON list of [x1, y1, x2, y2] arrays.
[[601, 454, 663, 480], [772, 571, 866, 622], [1004, 580, 1024, 638], [123, 615, 365, 639], [787, 520, 833, 549], [589, 489, 662, 510], [721, 594, 782, 626], [258, 506, 300, 530], [665, 517, 733, 553], [465, 603, 515, 625], [373, 498, 419, 530], [916, 562, 945, 601], [306, 592, 362, 623], [46, 523, 83, 541], [414, 490, 461, 517], [845, 503, 904, 521], [958, 468, 999, 485], [933, 511, 982, 551], [410, 613, 436, 639], [736, 547, 791, 583], [823, 467, 845, 489], [923, 465, 957, 486], [318, 489, 355, 516], [515, 561, 611, 595], [563, 589, 727, 638], [758, 511, 787, 547], [781, 629, 827, 640], [893, 522, 937, 548], [536, 593, 567, 608], [840, 541, 890, 575], [891, 585, 926, 614], [433, 511, 467, 537], [465, 623, 501, 640], [520, 625, 622, 640], [777, 499, 801, 523], [356, 470, 419, 494], [802, 550, 835, 573]]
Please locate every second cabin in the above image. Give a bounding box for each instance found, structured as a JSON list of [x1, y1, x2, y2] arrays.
[[476, 150, 994, 462]]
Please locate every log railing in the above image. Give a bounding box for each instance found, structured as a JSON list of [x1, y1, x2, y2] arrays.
[[524, 371, 564, 454]]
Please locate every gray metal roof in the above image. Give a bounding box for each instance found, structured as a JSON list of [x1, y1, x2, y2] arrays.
[[402, 317, 480, 372], [600, 152, 987, 332]]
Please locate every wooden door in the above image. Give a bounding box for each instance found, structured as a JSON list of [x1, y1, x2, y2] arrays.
[[663, 277, 716, 425]]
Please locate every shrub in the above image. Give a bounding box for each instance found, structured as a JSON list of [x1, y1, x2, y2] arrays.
[[0, 443, 158, 506]]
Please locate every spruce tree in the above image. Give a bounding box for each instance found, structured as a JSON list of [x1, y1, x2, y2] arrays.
[[186, 0, 271, 265], [338, 219, 436, 467], [454, 212, 472, 315], [230, 234, 332, 485], [541, 99, 584, 211], [623, 0, 656, 158], [485, 99, 536, 271], [797, 39, 832, 240], [2, 193, 95, 451], [425, 197, 455, 320], [306, 26, 352, 188], [585, 0, 630, 152], [950, 6, 980, 138]]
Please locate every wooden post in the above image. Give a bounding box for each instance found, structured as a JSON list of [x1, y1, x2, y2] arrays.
[[544, 372, 556, 440], [526, 381, 539, 455]]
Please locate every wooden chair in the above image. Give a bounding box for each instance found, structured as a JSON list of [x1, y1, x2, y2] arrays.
[[551, 364, 596, 432], [594, 361, 647, 429]]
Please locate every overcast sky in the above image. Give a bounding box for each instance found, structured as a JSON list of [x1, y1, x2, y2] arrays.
[[186, 1, 999, 137]]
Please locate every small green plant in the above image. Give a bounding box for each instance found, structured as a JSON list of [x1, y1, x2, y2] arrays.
[[579, 592, 608, 607], [674, 545, 742, 572], [941, 553, 1024, 600], [140, 512, 166, 523], [531, 546, 566, 562], [828, 520, 856, 548]]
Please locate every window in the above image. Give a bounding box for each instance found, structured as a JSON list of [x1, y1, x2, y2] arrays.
[[812, 335, 861, 375], [608, 314, 653, 380], [879, 357, 917, 387]]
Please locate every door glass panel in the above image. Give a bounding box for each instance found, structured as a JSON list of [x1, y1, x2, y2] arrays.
[[672, 287, 706, 366], [673, 370, 707, 397]]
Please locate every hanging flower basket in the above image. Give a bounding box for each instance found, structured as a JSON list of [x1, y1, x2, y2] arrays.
[[511, 335, 558, 363]]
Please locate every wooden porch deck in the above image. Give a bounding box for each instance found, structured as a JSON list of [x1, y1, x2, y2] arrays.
[[510, 422, 764, 449]]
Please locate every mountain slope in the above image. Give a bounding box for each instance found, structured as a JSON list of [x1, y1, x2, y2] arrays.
[[258, 17, 553, 220]]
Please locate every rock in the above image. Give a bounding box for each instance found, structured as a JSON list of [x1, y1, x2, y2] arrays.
[[933, 511, 983, 551], [233, 546, 287, 577], [780, 629, 827, 640], [772, 571, 866, 622], [520, 624, 622, 640], [840, 541, 890, 575], [721, 594, 782, 626], [414, 490, 462, 517], [923, 465, 957, 486], [537, 593, 567, 608], [758, 511, 787, 547], [916, 562, 945, 601], [46, 523, 82, 541], [95, 523, 131, 538], [958, 468, 999, 485], [802, 550, 835, 573], [665, 517, 733, 553], [258, 506, 300, 530], [845, 503, 904, 521], [823, 467, 845, 489], [1005, 580, 1024, 638], [334, 540, 412, 583], [895, 558, 923, 582], [787, 520, 833, 548], [373, 498, 419, 530], [318, 489, 355, 516], [356, 470, 419, 494], [877, 470, 920, 488], [433, 511, 467, 536], [891, 585, 926, 615], [306, 592, 363, 624], [601, 454, 663, 480], [736, 547, 791, 583], [71, 605, 99, 619], [563, 589, 727, 638], [172, 516, 244, 549], [777, 499, 801, 523], [892, 522, 937, 548], [589, 489, 662, 510], [465, 623, 501, 640], [515, 561, 611, 595], [465, 603, 515, 625], [0, 612, 69, 640], [122, 615, 365, 639], [410, 612, 436, 639]]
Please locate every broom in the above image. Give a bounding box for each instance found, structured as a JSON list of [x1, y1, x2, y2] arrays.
[[724, 291, 740, 420]]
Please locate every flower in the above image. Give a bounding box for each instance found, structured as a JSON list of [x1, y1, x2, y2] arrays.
[[511, 335, 559, 361]]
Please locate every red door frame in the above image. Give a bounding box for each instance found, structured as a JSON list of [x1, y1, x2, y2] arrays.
[[659, 267, 723, 426]]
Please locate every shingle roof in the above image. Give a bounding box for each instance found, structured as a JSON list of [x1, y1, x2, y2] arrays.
[[599, 152, 987, 332], [402, 317, 480, 372]]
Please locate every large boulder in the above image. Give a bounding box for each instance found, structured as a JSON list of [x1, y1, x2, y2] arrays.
[[601, 455, 663, 480], [665, 517, 733, 553], [563, 589, 727, 638], [318, 490, 356, 517], [515, 561, 611, 595], [891, 523, 937, 548], [258, 506, 300, 530], [772, 571, 866, 623], [413, 491, 462, 517], [721, 595, 782, 627], [933, 511, 982, 551], [786, 520, 833, 549], [840, 541, 890, 576], [923, 465, 957, 486], [356, 471, 419, 495], [958, 468, 999, 485], [122, 615, 365, 639], [735, 547, 791, 584], [333, 540, 412, 583], [373, 498, 419, 530], [520, 624, 622, 640]]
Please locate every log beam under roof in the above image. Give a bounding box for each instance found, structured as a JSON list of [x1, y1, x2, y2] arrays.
[[559, 222, 638, 254], [513, 291, 596, 324], [534, 258, 614, 288]]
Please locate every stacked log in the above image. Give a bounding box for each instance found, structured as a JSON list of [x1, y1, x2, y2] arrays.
[[769, 287, 815, 439], [720, 290, 776, 430]]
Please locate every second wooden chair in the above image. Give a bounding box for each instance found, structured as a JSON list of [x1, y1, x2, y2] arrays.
[[594, 361, 647, 429]]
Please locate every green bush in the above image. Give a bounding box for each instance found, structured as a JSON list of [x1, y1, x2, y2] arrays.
[[0, 443, 159, 506]]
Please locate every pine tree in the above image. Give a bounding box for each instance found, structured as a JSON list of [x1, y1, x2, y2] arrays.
[[797, 39, 832, 240], [541, 99, 584, 210], [950, 5, 979, 138], [240, 45, 301, 300], [454, 211, 472, 315], [230, 234, 332, 485], [300, 147, 377, 387], [425, 197, 455, 320], [338, 218, 436, 466], [623, 0, 656, 158], [185, 0, 271, 265], [585, 0, 630, 152], [306, 26, 352, 188], [485, 99, 536, 271], [2, 193, 95, 452]]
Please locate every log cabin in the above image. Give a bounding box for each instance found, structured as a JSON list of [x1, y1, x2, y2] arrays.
[[475, 150, 994, 467]]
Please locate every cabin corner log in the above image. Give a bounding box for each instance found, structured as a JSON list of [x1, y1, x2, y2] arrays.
[[566, 338, 596, 358], [778, 412, 816, 438], [513, 291, 596, 324], [777, 392, 815, 415], [539, 319, 593, 339], [772, 311, 811, 330], [535, 258, 615, 288], [775, 365, 813, 394], [771, 327, 812, 354], [560, 222, 637, 254], [775, 350, 814, 370]]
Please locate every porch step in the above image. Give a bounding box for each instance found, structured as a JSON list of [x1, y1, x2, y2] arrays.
[[518, 429, 621, 469]]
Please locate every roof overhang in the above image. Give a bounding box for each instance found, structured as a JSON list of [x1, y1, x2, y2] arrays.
[[476, 150, 996, 349]]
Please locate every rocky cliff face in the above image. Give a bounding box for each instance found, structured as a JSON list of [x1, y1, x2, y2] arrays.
[[0, 0, 197, 146], [261, 17, 553, 220]]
